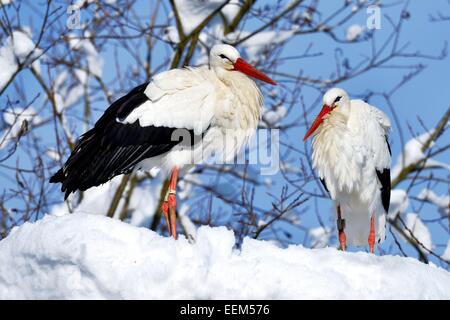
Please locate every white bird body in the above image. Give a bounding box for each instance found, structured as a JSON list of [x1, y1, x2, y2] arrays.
[[305, 88, 391, 249], [51, 44, 276, 239], [122, 64, 263, 174]]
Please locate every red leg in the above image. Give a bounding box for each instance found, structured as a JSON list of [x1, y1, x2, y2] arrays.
[[161, 167, 179, 239], [337, 205, 347, 251], [161, 201, 171, 236], [368, 215, 375, 253]]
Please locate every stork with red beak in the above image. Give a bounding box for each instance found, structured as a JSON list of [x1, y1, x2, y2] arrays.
[[50, 44, 276, 239], [304, 88, 391, 253]]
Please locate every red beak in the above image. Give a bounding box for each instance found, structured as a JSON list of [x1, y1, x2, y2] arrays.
[[233, 58, 277, 85], [303, 104, 332, 141]]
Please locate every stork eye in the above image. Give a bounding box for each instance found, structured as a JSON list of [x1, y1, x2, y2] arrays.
[[219, 54, 231, 62], [334, 96, 342, 103]]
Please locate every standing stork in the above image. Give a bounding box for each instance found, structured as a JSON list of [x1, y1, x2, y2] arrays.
[[303, 88, 391, 253], [50, 44, 276, 239]]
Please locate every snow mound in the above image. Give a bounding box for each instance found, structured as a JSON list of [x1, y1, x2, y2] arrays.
[[0, 214, 449, 299]]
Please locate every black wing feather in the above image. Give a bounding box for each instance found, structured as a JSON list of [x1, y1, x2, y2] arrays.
[[50, 82, 196, 199], [376, 168, 391, 213], [375, 136, 392, 213], [385, 136, 392, 156], [320, 178, 329, 193]]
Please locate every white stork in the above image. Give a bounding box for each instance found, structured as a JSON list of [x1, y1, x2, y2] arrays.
[[303, 88, 391, 253], [50, 44, 276, 239]]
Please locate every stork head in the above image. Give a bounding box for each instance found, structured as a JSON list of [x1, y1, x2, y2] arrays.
[[210, 44, 276, 85], [322, 88, 349, 108], [303, 88, 349, 141]]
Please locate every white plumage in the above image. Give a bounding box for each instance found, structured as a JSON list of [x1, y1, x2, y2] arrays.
[[304, 88, 391, 251], [121, 54, 265, 173], [51, 44, 276, 239]]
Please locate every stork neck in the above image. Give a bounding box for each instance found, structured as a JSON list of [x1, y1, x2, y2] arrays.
[[212, 68, 263, 130], [212, 66, 236, 85], [335, 101, 352, 120]]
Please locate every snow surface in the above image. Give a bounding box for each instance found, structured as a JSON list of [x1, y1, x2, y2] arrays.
[[0, 213, 449, 299]]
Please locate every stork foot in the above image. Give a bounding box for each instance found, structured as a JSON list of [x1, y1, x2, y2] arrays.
[[161, 190, 177, 239], [336, 210, 346, 251], [368, 215, 375, 254], [161, 167, 179, 239], [338, 229, 347, 251], [161, 201, 170, 235], [167, 191, 177, 239]]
